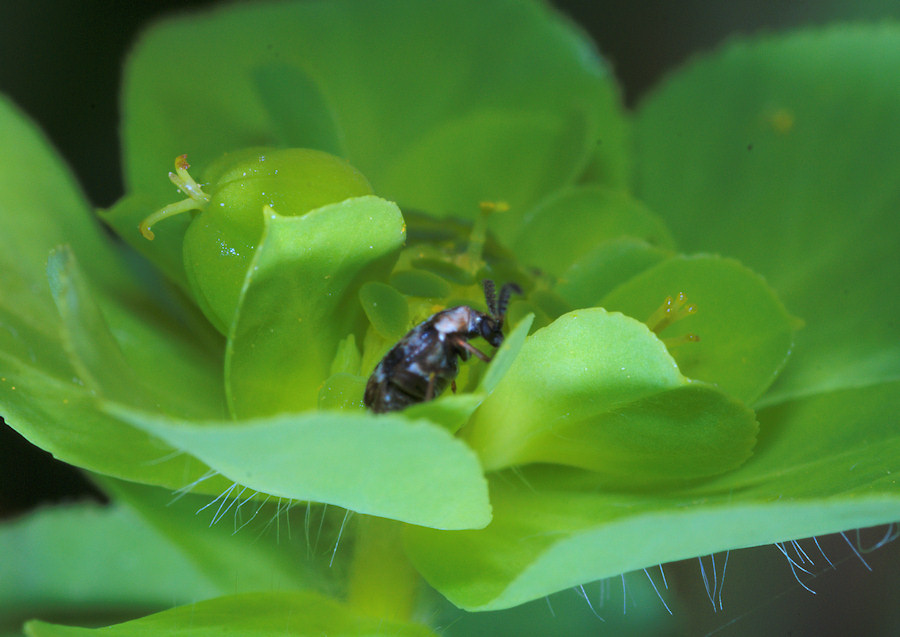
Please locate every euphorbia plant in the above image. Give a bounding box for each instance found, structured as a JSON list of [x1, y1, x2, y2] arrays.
[[1, 0, 898, 634]]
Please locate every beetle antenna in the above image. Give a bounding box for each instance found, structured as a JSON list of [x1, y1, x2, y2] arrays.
[[483, 280, 498, 316], [496, 282, 522, 321]]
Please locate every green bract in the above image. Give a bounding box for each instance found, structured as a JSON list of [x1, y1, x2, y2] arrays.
[[1, 1, 899, 634], [25, 591, 435, 637], [463, 308, 758, 484], [138, 148, 375, 333]]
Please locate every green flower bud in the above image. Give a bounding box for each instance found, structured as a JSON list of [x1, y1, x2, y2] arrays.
[[139, 148, 373, 333]]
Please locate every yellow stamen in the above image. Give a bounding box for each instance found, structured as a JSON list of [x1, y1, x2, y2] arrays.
[[478, 200, 509, 214], [647, 291, 698, 335], [465, 200, 509, 269], [662, 332, 700, 347]]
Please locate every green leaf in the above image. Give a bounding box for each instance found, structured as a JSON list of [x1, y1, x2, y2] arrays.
[[462, 308, 757, 484], [251, 62, 344, 156], [24, 591, 436, 636], [512, 185, 674, 276], [601, 254, 799, 404], [409, 258, 474, 286], [99, 192, 191, 292], [406, 379, 900, 611], [577, 99, 633, 190], [389, 270, 453, 299], [0, 99, 222, 417], [107, 405, 492, 530], [46, 247, 150, 408], [525, 289, 572, 324], [634, 25, 900, 404], [359, 282, 409, 342], [401, 394, 486, 434], [0, 354, 234, 498], [76, 275, 225, 421], [0, 502, 218, 620], [0, 97, 133, 305], [0, 96, 225, 491], [380, 107, 594, 242], [225, 196, 404, 418], [555, 237, 672, 308], [97, 478, 329, 596], [330, 334, 362, 376], [318, 372, 367, 411], [119, 0, 624, 234], [477, 313, 534, 395], [426, 576, 677, 637], [0, 95, 115, 383]]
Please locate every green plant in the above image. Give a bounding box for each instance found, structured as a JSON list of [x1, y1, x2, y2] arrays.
[[1, 1, 898, 634]]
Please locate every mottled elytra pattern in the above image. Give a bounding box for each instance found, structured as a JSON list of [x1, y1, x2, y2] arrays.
[[364, 280, 521, 413]]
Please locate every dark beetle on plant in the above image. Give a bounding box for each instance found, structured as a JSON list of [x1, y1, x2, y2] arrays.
[[364, 280, 521, 413]]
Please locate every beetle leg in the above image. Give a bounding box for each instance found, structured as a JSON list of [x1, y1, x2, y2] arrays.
[[425, 372, 436, 401], [451, 379, 457, 394], [454, 338, 492, 362]]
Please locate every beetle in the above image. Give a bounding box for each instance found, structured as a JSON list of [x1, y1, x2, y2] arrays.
[[364, 280, 521, 413]]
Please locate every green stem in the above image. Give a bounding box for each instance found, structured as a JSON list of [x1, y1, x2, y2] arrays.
[[465, 207, 489, 269], [347, 515, 420, 622]]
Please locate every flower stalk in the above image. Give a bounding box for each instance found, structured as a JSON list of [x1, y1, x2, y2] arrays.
[[347, 515, 420, 622]]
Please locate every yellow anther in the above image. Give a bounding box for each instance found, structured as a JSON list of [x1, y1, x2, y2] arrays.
[[479, 200, 510, 214]]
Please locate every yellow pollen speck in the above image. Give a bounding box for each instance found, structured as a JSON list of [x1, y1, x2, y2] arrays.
[[768, 108, 795, 134], [479, 200, 510, 213]]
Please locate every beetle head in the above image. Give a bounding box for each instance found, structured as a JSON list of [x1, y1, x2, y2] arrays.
[[480, 280, 522, 347]]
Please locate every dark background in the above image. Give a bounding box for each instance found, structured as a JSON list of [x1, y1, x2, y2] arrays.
[[1, 1, 898, 635]]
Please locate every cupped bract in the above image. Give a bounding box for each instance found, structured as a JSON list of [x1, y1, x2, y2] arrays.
[[180, 148, 374, 332]]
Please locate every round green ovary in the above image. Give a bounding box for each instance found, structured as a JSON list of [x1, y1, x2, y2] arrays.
[[182, 149, 373, 333]]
